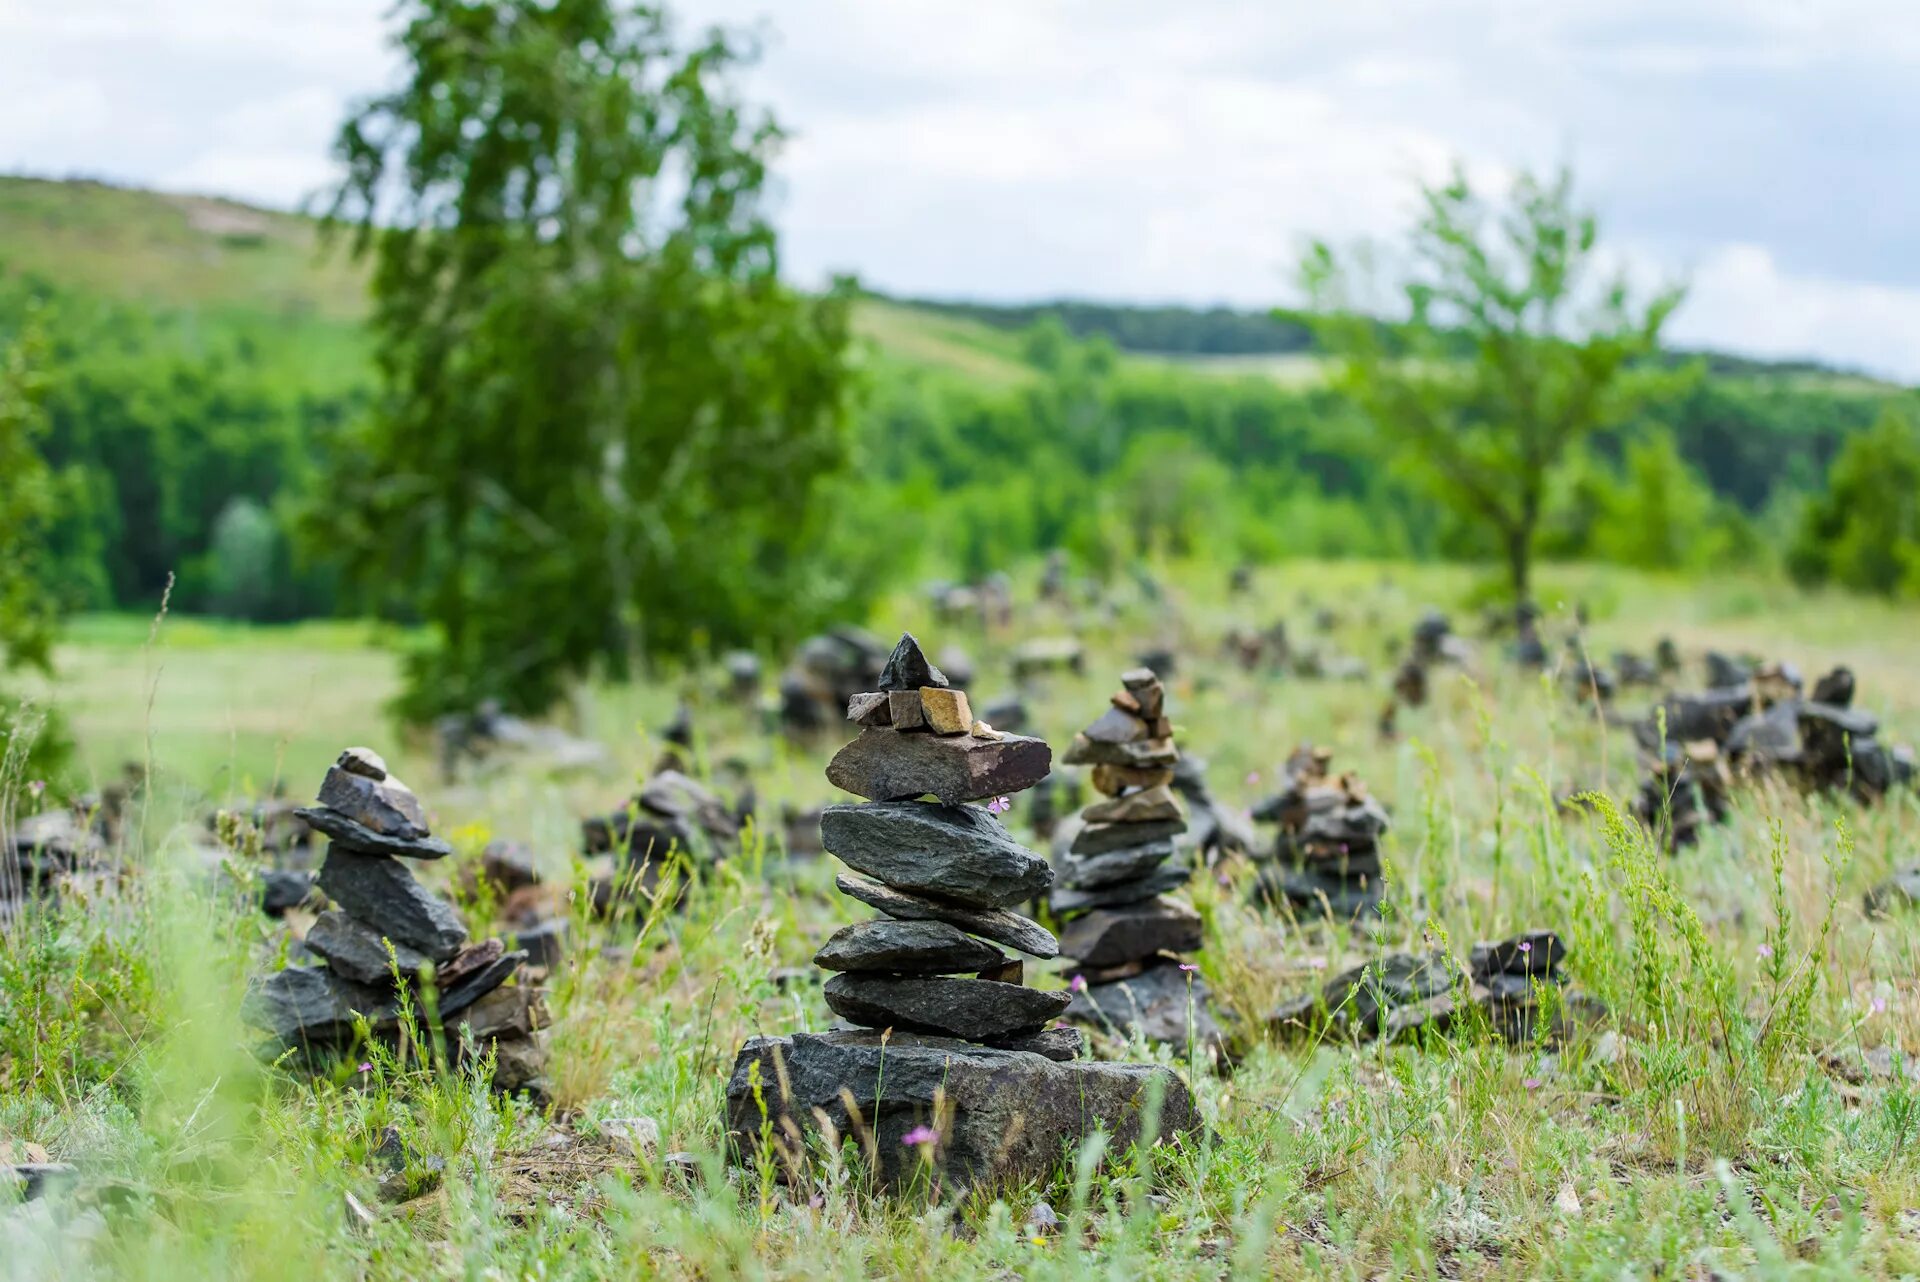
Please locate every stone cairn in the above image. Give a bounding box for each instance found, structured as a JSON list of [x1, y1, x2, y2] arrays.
[[1248, 746, 1392, 921], [1634, 660, 1915, 848], [1053, 668, 1223, 1052], [726, 635, 1196, 1189], [1271, 929, 1582, 1044], [243, 748, 547, 1093]]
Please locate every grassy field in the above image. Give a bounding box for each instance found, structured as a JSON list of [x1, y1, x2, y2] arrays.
[[3, 559, 1918, 1278]]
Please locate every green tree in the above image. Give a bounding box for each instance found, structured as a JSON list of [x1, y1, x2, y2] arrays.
[[1789, 408, 1920, 597], [0, 321, 73, 788], [320, 0, 859, 717], [1301, 166, 1688, 603]]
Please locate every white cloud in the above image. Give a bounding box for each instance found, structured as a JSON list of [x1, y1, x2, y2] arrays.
[[2, 0, 1918, 380]]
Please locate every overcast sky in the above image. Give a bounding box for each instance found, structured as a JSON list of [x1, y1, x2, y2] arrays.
[[4, 0, 1918, 379]]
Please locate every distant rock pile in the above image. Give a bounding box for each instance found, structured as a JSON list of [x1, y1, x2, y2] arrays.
[[1248, 746, 1392, 921], [1054, 668, 1222, 1052], [1633, 660, 1914, 847], [1, 804, 107, 922], [243, 748, 547, 1093], [777, 628, 888, 735], [1271, 929, 1583, 1045], [726, 634, 1197, 1189]]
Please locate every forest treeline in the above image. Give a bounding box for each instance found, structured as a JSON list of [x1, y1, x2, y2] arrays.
[[1, 266, 1914, 626]]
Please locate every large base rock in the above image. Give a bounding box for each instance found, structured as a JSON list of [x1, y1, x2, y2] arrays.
[[724, 1029, 1197, 1188]]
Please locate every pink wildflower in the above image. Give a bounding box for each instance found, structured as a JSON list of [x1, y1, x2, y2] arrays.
[[1178, 962, 1199, 974], [1245, 771, 1260, 786], [1068, 974, 1087, 993], [1523, 1077, 1542, 1090], [1757, 944, 1774, 960], [1871, 996, 1888, 1015], [1518, 941, 1532, 954], [901, 1125, 939, 1147], [357, 1062, 372, 1074], [987, 796, 1012, 815]]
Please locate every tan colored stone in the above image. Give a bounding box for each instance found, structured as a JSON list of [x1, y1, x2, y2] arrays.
[[1109, 690, 1141, 715], [970, 720, 1003, 740], [1090, 764, 1176, 797], [920, 687, 973, 735], [889, 690, 926, 730], [1082, 783, 1185, 825]]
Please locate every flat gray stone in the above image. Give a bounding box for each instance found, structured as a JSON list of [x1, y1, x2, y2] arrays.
[[316, 848, 468, 960], [814, 918, 1008, 974], [1050, 863, 1189, 914], [1070, 818, 1187, 856], [1058, 839, 1177, 889], [821, 801, 1051, 908], [1081, 705, 1148, 745], [243, 950, 524, 1048], [298, 807, 453, 860], [305, 909, 431, 985], [1062, 734, 1179, 769], [1057, 898, 1202, 968], [827, 727, 1052, 805], [823, 973, 1072, 1040], [1067, 962, 1224, 1050], [836, 873, 1059, 958], [985, 1025, 1084, 1061], [725, 1029, 1198, 1188], [316, 765, 429, 839]]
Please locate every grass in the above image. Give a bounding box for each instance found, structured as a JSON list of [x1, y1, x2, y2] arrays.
[[3, 557, 1919, 1277]]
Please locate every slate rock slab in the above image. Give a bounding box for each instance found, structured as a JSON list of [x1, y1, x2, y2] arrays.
[[827, 728, 1051, 805], [244, 951, 525, 1048], [823, 973, 1072, 1040], [1071, 817, 1188, 856], [1058, 840, 1177, 890], [1083, 784, 1184, 825], [821, 801, 1051, 907], [814, 918, 1009, 974], [1057, 898, 1202, 968], [1469, 930, 1567, 977], [1067, 962, 1224, 1051], [1049, 863, 1190, 914], [836, 873, 1059, 958], [316, 765, 430, 840], [985, 1025, 1084, 1062], [725, 1029, 1197, 1188], [305, 909, 431, 985], [316, 848, 468, 960], [298, 807, 453, 860]]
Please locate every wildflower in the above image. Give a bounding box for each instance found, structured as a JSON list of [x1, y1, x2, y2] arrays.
[[1871, 996, 1887, 1015], [357, 1062, 372, 1074], [1523, 1077, 1542, 1090], [1178, 962, 1199, 974], [1756, 943, 1774, 960], [900, 1125, 939, 1147], [26, 780, 44, 799], [1518, 941, 1532, 954], [1245, 771, 1260, 786], [987, 796, 1012, 815], [1068, 974, 1087, 993]]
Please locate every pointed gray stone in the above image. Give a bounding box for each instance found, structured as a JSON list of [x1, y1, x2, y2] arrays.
[[814, 918, 1009, 974], [823, 973, 1072, 1040], [836, 873, 1059, 958], [878, 633, 948, 692], [316, 848, 468, 960], [820, 801, 1051, 908]]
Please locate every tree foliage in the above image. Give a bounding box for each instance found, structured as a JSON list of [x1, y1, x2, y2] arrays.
[[1789, 409, 1920, 597], [1301, 166, 1689, 601], [0, 321, 56, 675], [318, 0, 860, 717]]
